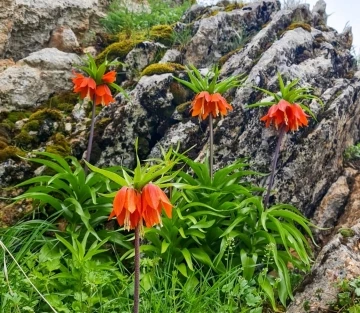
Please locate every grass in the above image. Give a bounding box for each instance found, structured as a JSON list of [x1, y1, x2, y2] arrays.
[[101, 0, 192, 35]]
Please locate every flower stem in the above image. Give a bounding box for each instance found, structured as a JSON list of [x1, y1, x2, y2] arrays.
[[264, 126, 286, 209], [134, 225, 140, 313], [209, 115, 214, 181], [85, 96, 96, 172]]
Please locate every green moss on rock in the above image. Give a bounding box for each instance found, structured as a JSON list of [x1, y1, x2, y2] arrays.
[[0, 146, 25, 162], [286, 22, 312, 32], [0, 140, 8, 149], [219, 48, 242, 66], [225, 2, 245, 11], [45, 133, 71, 156], [176, 101, 191, 113], [24, 120, 40, 132], [141, 62, 185, 76], [149, 25, 173, 46], [29, 108, 63, 122], [45, 92, 78, 113], [6, 111, 30, 123], [14, 131, 36, 147]]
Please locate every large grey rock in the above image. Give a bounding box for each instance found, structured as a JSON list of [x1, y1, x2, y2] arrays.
[[184, 0, 281, 67], [287, 223, 360, 313], [312, 176, 350, 244], [48, 26, 80, 53], [0, 48, 81, 111], [125, 41, 167, 80], [96, 74, 182, 167], [0, 0, 106, 60], [312, 0, 327, 26]]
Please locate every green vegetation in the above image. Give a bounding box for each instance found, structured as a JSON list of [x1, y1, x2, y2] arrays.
[[0, 146, 24, 162], [344, 143, 360, 161], [149, 25, 173, 46], [286, 22, 312, 32], [141, 62, 185, 76], [1, 145, 316, 312], [330, 278, 360, 312], [45, 133, 71, 156], [101, 0, 192, 34]]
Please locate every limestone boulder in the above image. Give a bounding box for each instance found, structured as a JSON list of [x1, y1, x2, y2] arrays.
[[0, 0, 107, 60], [0, 48, 81, 111], [184, 0, 281, 67]]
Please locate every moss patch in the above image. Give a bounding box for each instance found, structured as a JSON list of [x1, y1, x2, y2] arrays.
[[176, 101, 191, 113], [286, 22, 312, 32], [149, 25, 173, 46], [0, 146, 25, 163], [45, 133, 71, 157], [45, 92, 78, 113], [14, 131, 36, 147], [141, 62, 185, 76], [96, 32, 146, 64], [224, 2, 245, 11], [29, 108, 63, 122], [6, 111, 31, 123], [219, 48, 242, 66], [23, 120, 40, 132]]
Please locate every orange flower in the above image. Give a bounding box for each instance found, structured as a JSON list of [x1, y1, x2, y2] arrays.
[[260, 99, 309, 132], [110, 186, 142, 231], [141, 183, 173, 228], [192, 91, 233, 120], [102, 71, 116, 84], [95, 84, 115, 106], [72, 72, 96, 100]]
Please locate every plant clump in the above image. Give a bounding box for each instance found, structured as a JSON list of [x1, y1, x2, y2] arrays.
[[28, 108, 63, 123], [44, 92, 78, 113], [141, 62, 185, 76], [45, 133, 71, 156], [14, 130, 36, 147], [0, 146, 25, 162], [96, 39, 141, 64], [149, 25, 173, 45]]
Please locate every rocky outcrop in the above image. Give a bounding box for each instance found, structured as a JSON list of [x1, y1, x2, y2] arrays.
[[184, 0, 281, 67], [96, 73, 189, 167], [287, 222, 360, 313], [0, 0, 107, 60], [0, 48, 81, 111], [1, 0, 360, 308]]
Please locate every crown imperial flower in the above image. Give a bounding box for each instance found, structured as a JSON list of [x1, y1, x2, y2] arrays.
[[261, 100, 309, 132], [72, 55, 123, 106], [175, 65, 244, 121]]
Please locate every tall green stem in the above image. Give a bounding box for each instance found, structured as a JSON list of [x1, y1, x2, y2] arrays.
[[133, 225, 140, 313], [264, 126, 286, 209], [209, 115, 214, 181], [85, 96, 96, 171]]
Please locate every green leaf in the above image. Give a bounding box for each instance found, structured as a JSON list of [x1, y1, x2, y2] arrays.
[[85, 161, 128, 186], [176, 263, 188, 277], [189, 248, 213, 268], [241, 250, 257, 281], [161, 240, 170, 254], [258, 272, 276, 310], [180, 248, 194, 271]]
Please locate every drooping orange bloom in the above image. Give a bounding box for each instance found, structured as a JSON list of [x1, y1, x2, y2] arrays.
[[141, 183, 173, 228], [102, 71, 116, 84], [95, 84, 115, 106], [110, 186, 142, 231], [192, 91, 233, 120], [260, 99, 309, 132], [72, 73, 96, 100]]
